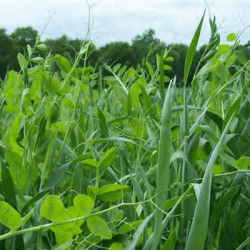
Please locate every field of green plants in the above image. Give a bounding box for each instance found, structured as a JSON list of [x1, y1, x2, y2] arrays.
[[1, 12, 250, 250]]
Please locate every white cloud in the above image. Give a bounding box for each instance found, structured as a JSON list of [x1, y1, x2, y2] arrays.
[[1, 0, 250, 47]]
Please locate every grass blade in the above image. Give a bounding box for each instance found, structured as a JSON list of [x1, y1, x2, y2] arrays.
[[185, 114, 235, 250], [184, 10, 206, 86], [125, 212, 154, 250], [152, 80, 174, 249]]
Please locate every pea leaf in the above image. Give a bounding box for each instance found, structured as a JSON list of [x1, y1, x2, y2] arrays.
[[110, 242, 125, 250], [235, 157, 250, 170], [218, 44, 231, 54], [87, 216, 112, 239], [0, 201, 21, 231], [40, 195, 69, 222], [98, 147, 117, 169], [98, 184, 129, 202], [227, 33, 237, 42], [18, 53, 27, 72], [67, 195, 94, 227], [54, 54, 71, 78]]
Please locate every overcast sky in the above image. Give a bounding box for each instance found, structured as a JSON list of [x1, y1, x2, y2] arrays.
[[1, 0, 250, 48]]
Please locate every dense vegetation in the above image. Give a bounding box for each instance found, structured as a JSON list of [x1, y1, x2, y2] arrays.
[[1, 13, 250, 250], [2, 25, 250, 86]]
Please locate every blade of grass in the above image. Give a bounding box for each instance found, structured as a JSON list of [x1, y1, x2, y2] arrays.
[[185, 114, 235, 250], [125, 212, 154, 250], [181, 10, 206, 240], [151, 80, 174, 250], [143, 185, 193, 250], [184, 9, 206, 86]]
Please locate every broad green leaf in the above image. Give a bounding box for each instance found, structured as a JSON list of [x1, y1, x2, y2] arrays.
[[74, 195, 94, 213], [27, 44, 32, 56], [54, 225, 81, 245], [54, 54, 71, 74], [227, 33, 237, 41], [31, 57, 44, 64], [129, 83, 141, 112], [110, 242, 125, 250], [98, 147, 117, 169], [18, 53, 27, 72], [235, 157, 250, 170], [82, 159, 98, 170], [164, 65, 172, 70], [122, 68, 136, 84], [52, 122, 67, 134], [37, 44, 47, 51], [210, 59, 227, 80], [118, 65, 127, 76], [0, 201, 21, 231], [3, 112, 24, 155], [67, 195, 94, 226], [87, 216, 112, 239], [41, 195, 69, 222], [6, 149, 27, 191], [98, 184, 129, 202], [218, 44, 231, 54], [42, 196, 83, 245], [146, 61, 154, 77], [213, 164, 224, 175], [3, 71, 23, 113], [165, 56, 174, 62], [113, 63, 121, 74]]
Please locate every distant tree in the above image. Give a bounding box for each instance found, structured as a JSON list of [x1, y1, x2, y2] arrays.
[[132, 28, 165, 48], [131, 29, 167, 69], [0, 28, 19, 79], [44, 35, 70, 56], [10, 26, 38, 53], [44, 35, 86, 63], [97, 42, 134, 68]]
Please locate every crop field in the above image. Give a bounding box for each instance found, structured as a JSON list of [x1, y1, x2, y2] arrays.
[[1, 12, 250, 250]]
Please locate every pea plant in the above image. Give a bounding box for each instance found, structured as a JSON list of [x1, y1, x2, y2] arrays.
[[1, 12, 250, 250]]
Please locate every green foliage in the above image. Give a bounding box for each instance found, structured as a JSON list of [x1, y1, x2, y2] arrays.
[[0, 201, 21, 231], [87, 216, 112, 239], [0, 12, 250, 250]]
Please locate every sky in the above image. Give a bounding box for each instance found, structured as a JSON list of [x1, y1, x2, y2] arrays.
[[1, 0, 250, 48]]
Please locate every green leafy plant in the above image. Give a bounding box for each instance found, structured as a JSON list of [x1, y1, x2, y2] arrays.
[[0, 8, 250, 250]]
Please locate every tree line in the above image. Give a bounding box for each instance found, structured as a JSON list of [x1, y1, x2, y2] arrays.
[[1, 26, 250, 85]]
